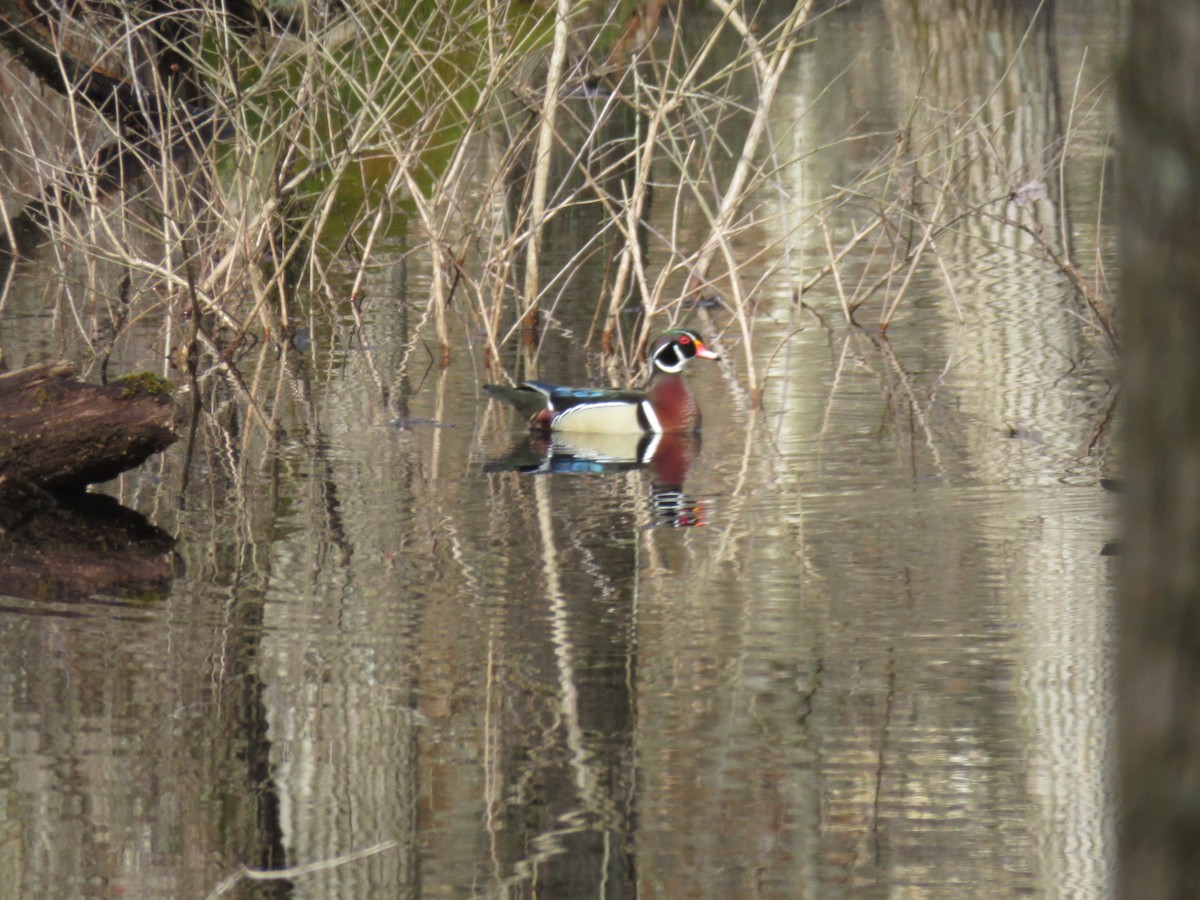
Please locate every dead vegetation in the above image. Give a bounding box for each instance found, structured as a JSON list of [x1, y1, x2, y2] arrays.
[[0, 0, 1113, 429]]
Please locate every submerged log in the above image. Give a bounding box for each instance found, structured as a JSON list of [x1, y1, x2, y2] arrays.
[[0, 361, 177, 500]]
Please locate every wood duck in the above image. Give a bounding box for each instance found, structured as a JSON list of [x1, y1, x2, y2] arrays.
[[484, 329, 720, 434]]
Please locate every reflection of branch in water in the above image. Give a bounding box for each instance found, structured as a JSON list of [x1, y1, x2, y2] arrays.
[[534, 478, 605, 815], [816, 332, 856, 451], [705, 406, 766, 571], [476, 468, 641, 893], [205, 840, 399, 898], [178, 336, 353, 564], [818, 329, 951, 483], [1083, 383, 1117, 460], [987, 212, 1116, 349], [279, 344, 352, 563], [875, 334, 948, 481]]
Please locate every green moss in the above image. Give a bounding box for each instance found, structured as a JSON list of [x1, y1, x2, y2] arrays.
[[117, 371, 172, 398]]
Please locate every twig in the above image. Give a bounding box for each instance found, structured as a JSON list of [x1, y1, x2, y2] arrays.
[[519, 0, 572, 358], [205, 840, 399, 898]]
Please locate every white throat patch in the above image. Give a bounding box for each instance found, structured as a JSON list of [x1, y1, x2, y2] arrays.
[[653, 344, 686, 374]]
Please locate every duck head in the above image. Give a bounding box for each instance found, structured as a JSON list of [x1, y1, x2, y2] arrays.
[[649, 329, 721, 375]]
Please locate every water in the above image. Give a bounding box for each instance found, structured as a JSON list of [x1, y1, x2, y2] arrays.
[[0, 1, 1119, 897]]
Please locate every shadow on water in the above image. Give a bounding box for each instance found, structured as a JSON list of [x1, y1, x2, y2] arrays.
[[0, 492, 178, 604]]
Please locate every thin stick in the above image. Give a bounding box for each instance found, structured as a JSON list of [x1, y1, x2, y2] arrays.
[[686, 0, 812, 295], [519, 0, 572, 360], [205, 841, 399, 898]]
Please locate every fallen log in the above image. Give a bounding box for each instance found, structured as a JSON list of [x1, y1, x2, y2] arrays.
[[0, 361, 177, 500]]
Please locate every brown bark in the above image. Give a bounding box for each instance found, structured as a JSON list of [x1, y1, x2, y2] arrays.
[[0, 361, 177, 499], [1120, 2, 1200, 896]]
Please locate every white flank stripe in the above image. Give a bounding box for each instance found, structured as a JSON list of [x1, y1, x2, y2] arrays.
[[640, 400, 663, 434], [640, 431, 663, 462]]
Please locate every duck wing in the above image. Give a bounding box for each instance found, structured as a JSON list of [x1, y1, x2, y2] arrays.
[[485, 381, 645, 412], [531, 383, 646, 412]]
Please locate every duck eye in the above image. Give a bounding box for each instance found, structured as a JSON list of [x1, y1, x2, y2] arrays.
[[678, 335, 691, 345]]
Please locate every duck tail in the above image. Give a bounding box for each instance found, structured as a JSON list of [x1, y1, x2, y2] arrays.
[[484, 383, 551, 418]]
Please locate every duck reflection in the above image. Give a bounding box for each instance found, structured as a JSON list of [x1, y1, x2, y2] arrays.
[[485, 431, 705, 527]]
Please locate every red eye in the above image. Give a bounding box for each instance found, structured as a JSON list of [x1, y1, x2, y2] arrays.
[[679, 335, 691, 344]]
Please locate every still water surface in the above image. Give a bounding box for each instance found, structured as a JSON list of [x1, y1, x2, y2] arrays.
[[0, 2, 1117, 897]]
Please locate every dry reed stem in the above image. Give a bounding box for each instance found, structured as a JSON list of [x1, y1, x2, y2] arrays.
[[878, 164, 951, 330], [673, 0, 813, 394], [519, 0, 572, 366], [686, 0, 812, 293], [0, 0, 1116, 433], [602, 24, 687, 345]]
